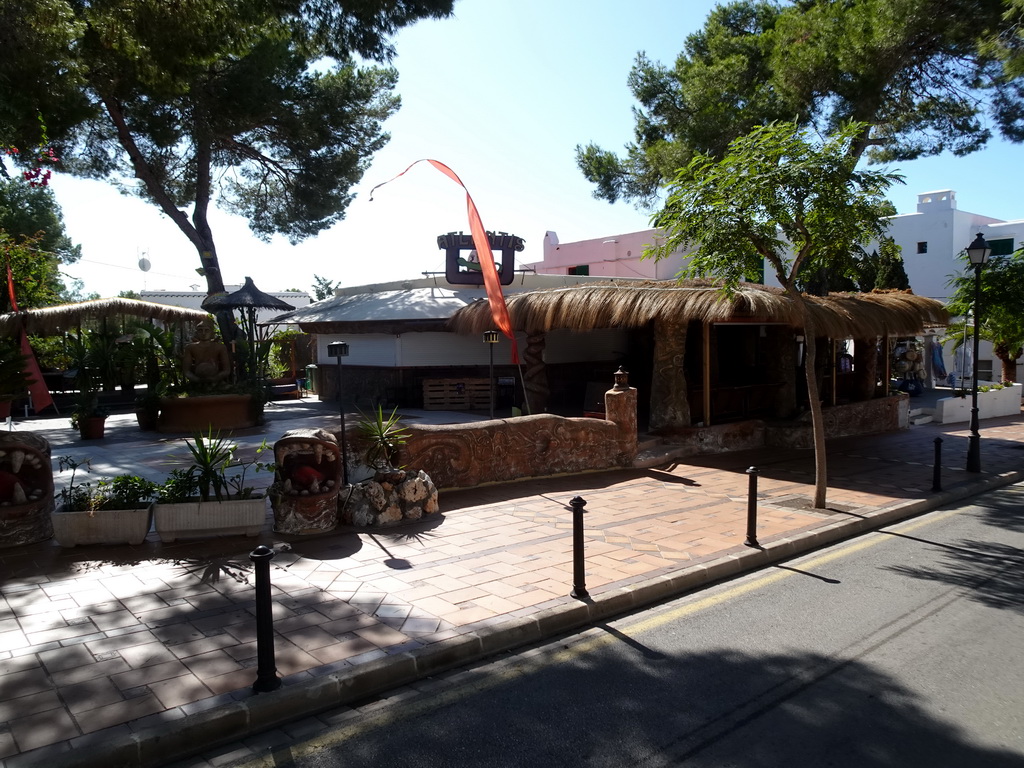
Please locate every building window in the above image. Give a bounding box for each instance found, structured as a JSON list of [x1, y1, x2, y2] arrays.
[[568, 265, 589, 276], [916, 242, 928, 254], [990, 238, 1015, 256]]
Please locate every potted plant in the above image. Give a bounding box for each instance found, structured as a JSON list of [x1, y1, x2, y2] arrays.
[[70, 391, 110, 439], [51, 456, 158, 546], [152, 430, 272, 542]]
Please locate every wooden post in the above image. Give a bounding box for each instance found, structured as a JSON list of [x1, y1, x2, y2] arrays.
[[702, 322, 712, 426]]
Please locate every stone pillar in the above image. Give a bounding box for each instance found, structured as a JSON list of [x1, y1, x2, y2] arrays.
[[648, 318, 689, 432], [604, 367, 638, 464], [765, 326, 797, 417], [852, 337, 878, 400], [522, 332, 548, 414]]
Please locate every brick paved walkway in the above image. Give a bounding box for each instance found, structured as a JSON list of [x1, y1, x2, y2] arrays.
[[1, 400, 1022, 766]]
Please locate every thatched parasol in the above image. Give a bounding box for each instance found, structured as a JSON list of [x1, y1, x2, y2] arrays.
[[201, 276, 295, 314], [201, 277, 295, 380], [0, 297, 210, 338], [447, 280, 948, 338]]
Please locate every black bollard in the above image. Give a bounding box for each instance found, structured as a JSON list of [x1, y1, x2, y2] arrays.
[[250, 545, 281, 693], [744, 467, 760, 547], [932, 437, 943, 492], [570, 496, 589, 599]]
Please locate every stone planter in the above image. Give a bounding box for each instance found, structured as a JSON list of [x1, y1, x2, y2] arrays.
[[153, 497, 266, 542], [52, 505, 153, 547]]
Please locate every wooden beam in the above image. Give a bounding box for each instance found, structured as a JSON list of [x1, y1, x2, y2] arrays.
[[703, 322, 711, 426]]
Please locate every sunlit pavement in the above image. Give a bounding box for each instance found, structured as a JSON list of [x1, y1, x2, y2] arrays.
[[1, 396, 1022, 766]]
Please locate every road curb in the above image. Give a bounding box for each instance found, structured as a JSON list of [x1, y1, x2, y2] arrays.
[[46, 470, 1024, 768]]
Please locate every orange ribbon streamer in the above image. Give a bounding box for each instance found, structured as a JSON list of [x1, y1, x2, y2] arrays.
[[370, 159, 519, 364]]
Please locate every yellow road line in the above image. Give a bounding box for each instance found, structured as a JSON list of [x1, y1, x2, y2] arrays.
[[231, 505, 964, 766]]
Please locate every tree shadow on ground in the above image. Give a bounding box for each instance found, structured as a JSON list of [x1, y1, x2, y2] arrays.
[[274, 644, 1024, 768], [884, 535, 1024, 615]]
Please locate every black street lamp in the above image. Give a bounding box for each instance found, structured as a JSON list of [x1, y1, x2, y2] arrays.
[[965, 233, 991, 473], [483, 330, 500, 419], [327, 341, 350, 484]]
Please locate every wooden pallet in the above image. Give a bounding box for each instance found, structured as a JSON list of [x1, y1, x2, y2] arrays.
[[422, 378, 491, 410]]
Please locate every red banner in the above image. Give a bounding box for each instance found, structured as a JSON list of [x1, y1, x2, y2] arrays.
[[370, 159, 519, 363]]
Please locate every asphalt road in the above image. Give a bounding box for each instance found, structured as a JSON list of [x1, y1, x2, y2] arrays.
[[210, 485, 1024, 768]]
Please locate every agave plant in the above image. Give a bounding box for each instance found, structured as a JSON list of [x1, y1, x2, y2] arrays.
[[355, 406, 409, 471]]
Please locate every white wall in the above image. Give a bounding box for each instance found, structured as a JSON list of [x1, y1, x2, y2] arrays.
[[316, 327, 627, 369]]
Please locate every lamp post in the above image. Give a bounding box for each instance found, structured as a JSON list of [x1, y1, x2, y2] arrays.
[[483, 330, 500, 419], [327, 341, 350, 484], [965, 233, 991, 473]]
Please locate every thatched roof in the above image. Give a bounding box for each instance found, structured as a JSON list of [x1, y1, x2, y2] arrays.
[[0, 298, 210, 337], [448, 280, 949, 338]]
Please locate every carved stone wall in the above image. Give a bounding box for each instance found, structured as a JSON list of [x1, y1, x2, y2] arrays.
[[765, 394, 909, 449], [392, 411, 635, 490]]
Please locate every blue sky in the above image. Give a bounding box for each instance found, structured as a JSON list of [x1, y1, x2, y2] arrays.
[[51, 0, 1024, 298]]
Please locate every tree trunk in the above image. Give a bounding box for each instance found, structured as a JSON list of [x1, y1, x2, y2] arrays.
[[993, 342, 1021, 383], [786, 288, 828, 509]]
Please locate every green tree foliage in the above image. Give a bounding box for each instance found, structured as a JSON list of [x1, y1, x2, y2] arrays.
[[312, 274, 339, 301], [0, 231, 65, 313], [870, 238, 912, 291], [577, 0, 1024, 207], [0, 0, 454, 301], [648, 121, 901, 508], [946, 250, 1024, 382], [0, 178, 83, 312]]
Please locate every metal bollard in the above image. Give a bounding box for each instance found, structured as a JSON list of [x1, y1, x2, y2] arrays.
[[745, 467, 760, 547], [932, 437, 943, 492], [570, 496, 589, 599], [250, 545, 281, 693]]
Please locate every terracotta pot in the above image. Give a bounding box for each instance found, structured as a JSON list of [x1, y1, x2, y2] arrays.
[[135, 407, 158, 431], [78, 416, 107, 440]]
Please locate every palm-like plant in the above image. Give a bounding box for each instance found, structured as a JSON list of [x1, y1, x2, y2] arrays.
[[946, 251, 1024, 383], [355, 406, 409, 471]]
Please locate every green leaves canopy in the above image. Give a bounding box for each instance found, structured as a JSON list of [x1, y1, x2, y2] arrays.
[[648, 121, 902, 294], [577, 0, 1024, 208], [0, 0, 454, 294], [946, 250, 1024, 381], [648, 120, 902, 509]]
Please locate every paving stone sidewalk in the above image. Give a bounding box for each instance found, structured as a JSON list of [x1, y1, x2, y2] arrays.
[[1, 402, 1022, 767]]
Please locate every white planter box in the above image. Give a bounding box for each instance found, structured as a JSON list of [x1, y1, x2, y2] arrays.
[[153, 497, 266, 543], [51, 505, 153, 547], [933, 382, 1023, 424]]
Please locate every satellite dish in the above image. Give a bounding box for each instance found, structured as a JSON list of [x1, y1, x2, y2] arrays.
[[138, 257, 151, 272]]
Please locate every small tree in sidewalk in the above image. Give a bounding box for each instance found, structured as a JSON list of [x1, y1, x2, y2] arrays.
[[946, 250, 1024, 383], [647, 121, 901, 508]]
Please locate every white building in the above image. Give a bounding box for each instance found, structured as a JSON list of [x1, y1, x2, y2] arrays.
[[529, 191, 1024, 383], [140, 286, 311, 328]]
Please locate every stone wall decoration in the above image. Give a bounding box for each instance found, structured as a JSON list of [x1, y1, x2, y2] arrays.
[[269, 428, 342, 534], [0, 431, 54, 547]]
